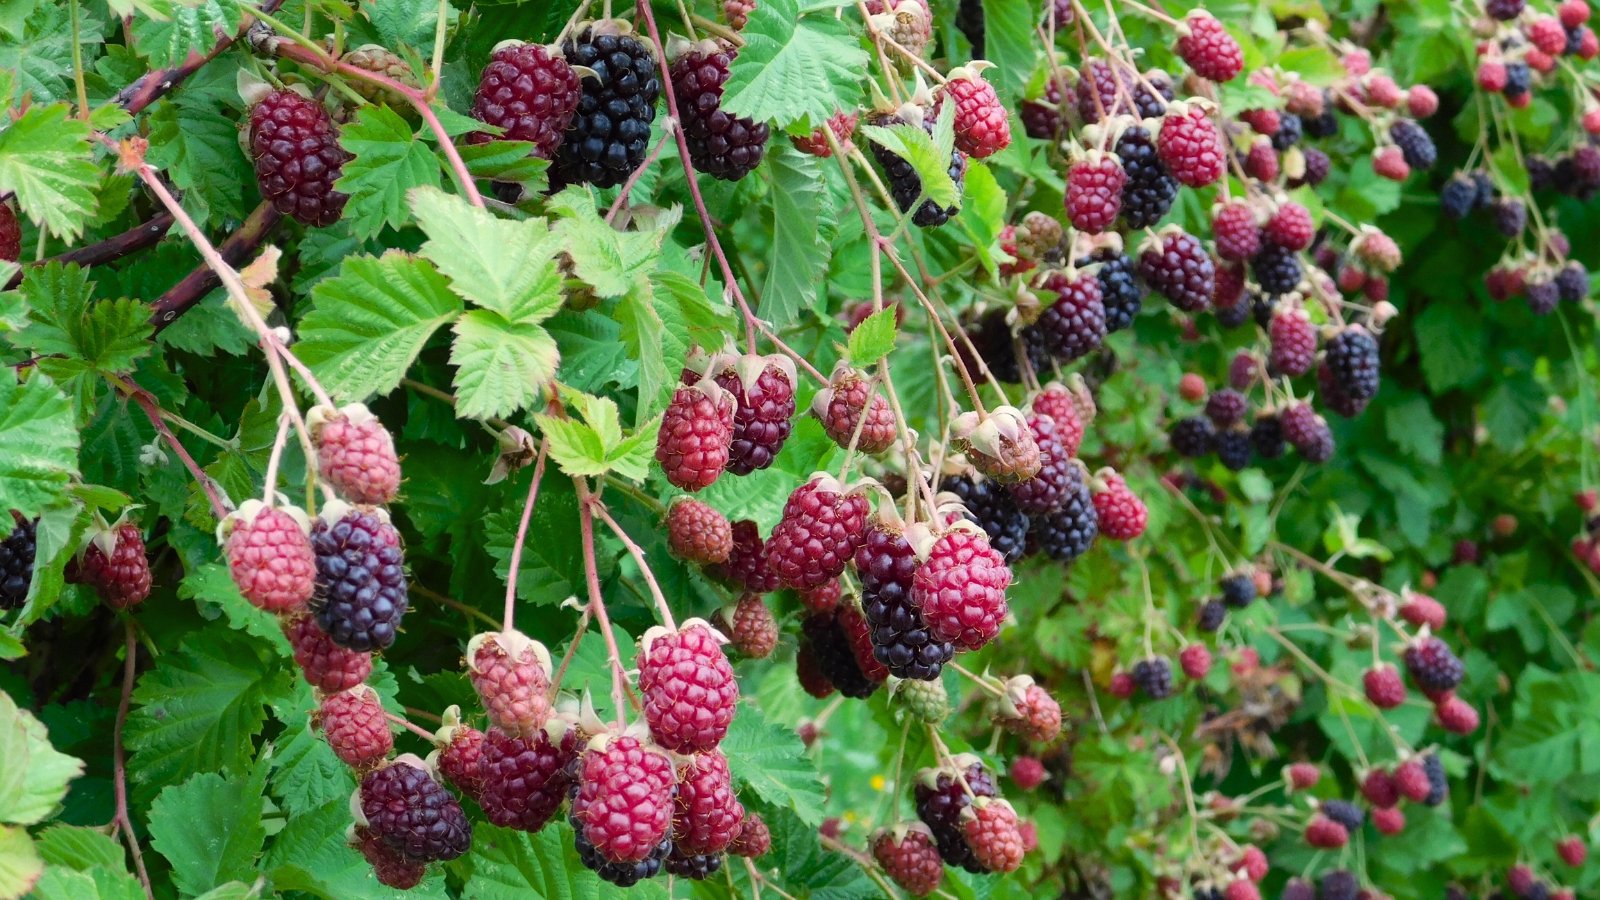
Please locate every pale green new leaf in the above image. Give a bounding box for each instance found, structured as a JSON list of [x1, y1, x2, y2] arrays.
[[860, 111, 958, 209], [450, 312, 560, 420], [125, 631, 288, 795], [846, 306, 898, 367], [532, 414, 610, 478], [410, 186, 563, 322], [548, 188, 668, 299], [0, 825, 43, 900], [760, 145, 833, 327], [336, 105, 444, 240], [0, 104, 99, 240], [147, 760, 269, 897], [722, 0, 869, 128], [0, 690, 84, 825], [30, 865, 143, 900], [613, 283, 668, 421], [0, 373, 79, 517], [33, 826, 126, 872], [296, 253, 464, 402]]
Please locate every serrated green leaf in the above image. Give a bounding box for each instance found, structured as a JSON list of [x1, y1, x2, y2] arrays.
[[126, 631, 288, 797], [846, 306, 898, 367], [457, 139, 550, 187], [648, 271, 735, 415], [147, 759, 269, 896], [482, 472, 586, 606], [30, 864, 143, 900], [410, 186, 564, 322], [548, 188, 672, 299], [1413, 302, 1486, 392], [450, 312, 560, 419], [179, 563, 289, 654], [0, 103, 98, 240], [721, 706, 826, 825], [146, 96, 249, 227], [861, 109, 958, 210], [0, 372, 79, 517], [533, 413, 610, 478], [33, 825, 126, 872], [466, 823, 657, 899], [721, 0, 869, 129], [296, 252, 464, 402], [760, 144, 833, 327], [0, 689, 84, 825], [14, 264, 151, 374], [336, 104, 444, 240], [129, 0, 251, 69]]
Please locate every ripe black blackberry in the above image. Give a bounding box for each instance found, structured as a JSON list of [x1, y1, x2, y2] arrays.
[[574, 818, 669, 886], [1491, 198, 1527, 237], [1292, 146, 1330, 188], [1197, 599, 1226, 632], [857, 528, 952, 680], [1486, 0, 1524, 20], [802, 610, 881, 698], [867, 112, 967, 227], [1324, 326, 1380, 401], [1272, 112, 1303, 150], [1321, 799, 1364, 833], [248, 90, 351, 227], [663, 848, 722, 879], [941, 474, 1030, 563], [1504, 61, 1532, 99], [1472, 169, 1497, 205], [1250, 414, 1286, 459], [1116, 126, 1179, 229], [1320, 870, 1359, 900], [671, 45, 769, 181], [1037, 272, 1107, 362], [1216, 428, 1251, 471], [1169, 416, 1216, 458], [968, 308, 1047, 384], [1132, 656, 1174, 699], [1027, 465, 1098, 564], [552, 26, 662, 188], [312, 510, 409, 652], [1081, 248, 1144, 331], [1076, 59, 1166, 120], [1303, 109, 1338, 139], [1215, 300, 1251, 328], [1389, 119, 1436, 169], [1422, 753, 1448, 806], [1556, 261, 1589, 301], [1403, 637, 1464, 694], [914, 761, 998, 872], [1252, 244, 1302, 295], [1440, 173, 1479, 219], [1220, 573, 1256, 608], [0, 516, 37, 610]]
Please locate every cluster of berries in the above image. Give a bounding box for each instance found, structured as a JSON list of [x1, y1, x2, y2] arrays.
[[0, 513, 37, 611], [1474, 0, 1598, 107], [1287, 753, 1447, 857], [1498, 862, 1580, 900], [1569, 489, 1600, 574], [1157, 842, 1273, 900], [1362, 622, 1480, 734], [870, 756, 1034, 894]]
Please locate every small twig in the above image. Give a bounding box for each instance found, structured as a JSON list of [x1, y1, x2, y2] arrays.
[[575, 477, 634, 725], [591, 501, 677, 630], [112, 0, 290, 116], [501, 437, 550, 631], [115, 376, 229, 519], [111, 621, 154, 900], [384, 710, 439, 742], [412, 583, 499, 628]]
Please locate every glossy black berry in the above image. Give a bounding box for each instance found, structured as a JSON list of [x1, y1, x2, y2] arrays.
[[1082, 249, 1145, 332], [1197, 599, 1226, 631], [0, 516, 37, 610], [1321, 799, 1364, 833], [1132, 656, 1174, 699], [1422, 753, 1448, 806], [1272, 112, 1302, 150], [1491, 198, 1527, 237], [914, 761, 997, 872], [1220, 573, 1256, 608], [1556, 261, 1589, 301], [1324, 327, 1380, 401], [1251, 244, 1302, 295], [802, 610, 880, 699], [552, 28, 662, 188], [1389, 119, 1436, 170], [574, 820, 669, 886], [1117, 126, 1179, 229], [1026, 465, 1098, 564], [1216, 429, 1251, 470], [857, 528, 952, 680], [1170, 416, 1216, 458], [1250, 414, 1286, 459], [1440, 173, 1478, 219]]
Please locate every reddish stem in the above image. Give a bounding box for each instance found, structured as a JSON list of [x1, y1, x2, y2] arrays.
[[605, 132, 673, 224], [575, 477, 634, 726], [111, 621, 154, 900], [502, 437, 550, 631], [383, 710, 439, 742], [112, 0, 289, 117], [634, 0, 761, 352], [590, 501, 676, 630], [3, 213, 175, 290], [116, 376, 229, 520]]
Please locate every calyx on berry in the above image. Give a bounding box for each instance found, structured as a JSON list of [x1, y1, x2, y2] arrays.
[[951, 406, 1042, 483]]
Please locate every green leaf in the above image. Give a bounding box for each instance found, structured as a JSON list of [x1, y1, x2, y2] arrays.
[[482, 472, 587, 606], [179, 563, 289, 655], [126, 630, 288, 796], [449, 312, 560, 419], [534, 390, 659, 481], [0, 372, 79, 517], [457, 139, 549, 187], [265, 799, 449, 898], [147, 759, 269, 896], [760, 145, 834, 327], [0, 825, 43, 900], [1492, 668, 1600, 783], [846, 306, 898, 367], [0, 103, 98, 240], [649, 271, 736, 413], [0, 689, 84, 825], [548, 188, 668, 300], [146, 95, 250, 227], [1413, 302, 1485, 392], [14, 264, 151, 373], [464, 823, 645, 899], [1382, 393, 1443, 466], [33, 825, 126, 871], [296, 252, 464, 402], [861, 108, 959, 210], [129, 0, 252, 69], [614, 282, 668, 422], [336, 104, 444, 240], [409, 186, 564, 322], [721, 706, 826, 826], [721, 0, 869, 129], [30, 865, 143, 900]]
